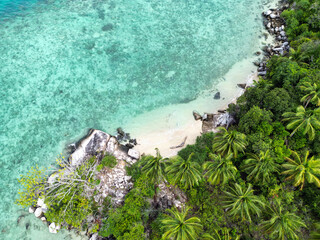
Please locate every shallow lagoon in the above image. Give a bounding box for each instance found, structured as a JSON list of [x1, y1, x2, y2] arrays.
[[0, 0, 274, 238]]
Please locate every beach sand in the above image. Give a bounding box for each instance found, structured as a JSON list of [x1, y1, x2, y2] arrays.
[[126, 57, 259, 157]]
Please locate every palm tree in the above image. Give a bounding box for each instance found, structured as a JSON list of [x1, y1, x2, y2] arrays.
[[161, 207, 202, 240], [281, 150, 320, 190], [241, 150, 279, 184], [282, 106, 320, 140], [212, 127, 247, 157], [223, 183, 265, 223], [300, 81, 320, 107], [261, 200, 306, 240], [139, 148, 167, 202], [202, 228, 240, 240], [203, 153, 237, 186], [166, 153, 202, 189]]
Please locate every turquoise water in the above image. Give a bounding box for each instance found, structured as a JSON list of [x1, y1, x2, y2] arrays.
[[0, 0, 272, 239]]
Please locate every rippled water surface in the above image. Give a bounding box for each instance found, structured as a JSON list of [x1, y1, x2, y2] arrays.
[[0, 0, 272, 238]]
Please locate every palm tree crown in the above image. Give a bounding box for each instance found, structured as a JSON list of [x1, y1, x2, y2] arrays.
[[203, 153, 237, 186], [139, 148, 167, 184], [166, 153, 202, 189], [161, 207, 202, 240], [300, 81, 320, 107], [223, 183, 265, 223], [261, 200, 306, 240], [242, 150, 279, 184], [212, 127, 247, 157], [282, 105, 320, 140], [282, 150, 320, 190]]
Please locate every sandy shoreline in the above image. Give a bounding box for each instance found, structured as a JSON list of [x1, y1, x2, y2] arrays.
[[127, 59, 259, 157]]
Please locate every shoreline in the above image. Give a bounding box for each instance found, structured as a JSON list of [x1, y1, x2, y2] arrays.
[[128, 59, 259, 157]]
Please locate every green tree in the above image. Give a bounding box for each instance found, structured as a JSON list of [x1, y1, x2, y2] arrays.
[[203, 153, 237, 186], [202, 228, 240, 240], [282, 105, 320, 140], [139, 148, 167, 202], [223, 183, 265, 223], [161, 207, 202, 240], [300, 81, 320, 107], [241, 150, 279, 184], [16, 166, 47, 207], [212, 127, 247, 157], [166, 153, 202, 189], [282, 150, 320, 190], [261, 200, 306, 240], [310, 223, 320, 240]]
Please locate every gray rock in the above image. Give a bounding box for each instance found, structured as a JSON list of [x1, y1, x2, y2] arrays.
[[258, 71, 267, 76], [213, 92, 220, 99], [264, 10, 272, 16], [237, 83, 246, 89], [192, 111, 202, 121], [128, 149, 140, 159], [270, 13, 277, 19], [28, 206, 35, 214], [34, 208, 42, 218], [90, 233, 98, 240], [70, 129, 111, 166], [280, 31, 286, 37]]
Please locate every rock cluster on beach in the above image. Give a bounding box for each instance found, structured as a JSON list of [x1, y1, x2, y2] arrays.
[[195, 2, 291, 132], [255, 3, 290, 77]]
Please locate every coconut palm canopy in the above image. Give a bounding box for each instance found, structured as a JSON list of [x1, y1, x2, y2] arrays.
[[166, 152, 202, 189], [161, 207, 202, 240], [212, 127, 247, 157], [203, 153, 237, 186], [282, 105, 320, 140], [282, 150, 320, 190]]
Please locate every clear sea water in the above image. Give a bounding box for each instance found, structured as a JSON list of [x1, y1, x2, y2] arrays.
[[0, 0, 274, 239]]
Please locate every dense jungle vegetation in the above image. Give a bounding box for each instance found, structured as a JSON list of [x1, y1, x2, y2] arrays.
[[16, 0, 320, 239]]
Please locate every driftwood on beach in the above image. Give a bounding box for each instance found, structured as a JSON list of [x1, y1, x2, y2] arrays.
[[170, 136, 188, 149]]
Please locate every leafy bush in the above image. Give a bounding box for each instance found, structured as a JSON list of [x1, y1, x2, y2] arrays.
[[101, 153, 117, 168]]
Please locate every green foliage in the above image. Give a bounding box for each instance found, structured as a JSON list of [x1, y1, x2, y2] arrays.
[[223, 183, 265, 223], [139, 148, 167, 187], [16, 165, 47, 207], [241, 150, 279, 185], [161, 207, 202, 240], [282, 106, 320, 140], [44, 156, 98, 228], [178, 132, 215, 165], [282, 150, 320, 190], [238, 106, 273, 135], [99, 174, 154, 239], [212, 127, 247, 157], [203, 153, 237, 186], [101, 153, 117, 168], [45, 194, 91, 228], [166, 153, 202, 189], [261, 200, 306, 240]]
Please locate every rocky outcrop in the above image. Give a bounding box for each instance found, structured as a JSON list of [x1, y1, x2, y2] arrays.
[[95, 159, 134, 205], [254, 4, 290, 77], [69, 129, 111, 166], [69, 129, 137, 166], [213, 92, 221, 99], [158, 183, 187, 209], [202, 112, 235, 133]]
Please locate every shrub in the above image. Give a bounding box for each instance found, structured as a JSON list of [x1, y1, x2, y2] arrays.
[[101, 154, 117, 168]]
